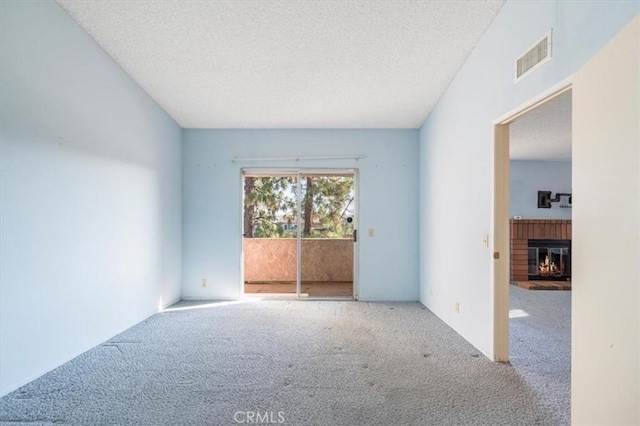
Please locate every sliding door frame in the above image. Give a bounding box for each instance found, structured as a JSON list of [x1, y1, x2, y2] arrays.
[[241, 167, 359, 300]]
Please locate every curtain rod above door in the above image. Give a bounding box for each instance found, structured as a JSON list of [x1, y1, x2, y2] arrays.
[[231, 155, 365, 163]]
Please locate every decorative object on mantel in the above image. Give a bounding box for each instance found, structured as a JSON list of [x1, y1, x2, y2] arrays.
[[537, 190, 572, 209]]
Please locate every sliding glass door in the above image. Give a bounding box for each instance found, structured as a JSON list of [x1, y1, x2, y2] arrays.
[[242, 169, 356, 299], [242, 173, 298, 295], [299, 173, 355, 298]]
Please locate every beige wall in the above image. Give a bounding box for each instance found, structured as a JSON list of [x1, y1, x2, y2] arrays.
[[572, 16, 639, 425], [244, 238, 353, 282]]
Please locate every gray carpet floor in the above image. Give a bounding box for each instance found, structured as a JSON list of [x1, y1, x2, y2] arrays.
[[1, 288, 570, 425], [509, 285, 571, 425]]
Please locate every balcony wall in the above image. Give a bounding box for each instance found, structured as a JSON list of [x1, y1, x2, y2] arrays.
[[243, 238, 353, 282]]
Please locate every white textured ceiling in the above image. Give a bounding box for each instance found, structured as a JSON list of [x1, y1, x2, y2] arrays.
[[510, 91, 572, 161], [57, 0, 505, 129]]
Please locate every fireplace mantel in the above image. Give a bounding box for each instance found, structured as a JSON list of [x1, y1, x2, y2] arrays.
[[510, 219, 572, 282]]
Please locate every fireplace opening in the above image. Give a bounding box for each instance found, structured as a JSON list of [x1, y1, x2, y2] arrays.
[[528, 239, 571, 280]]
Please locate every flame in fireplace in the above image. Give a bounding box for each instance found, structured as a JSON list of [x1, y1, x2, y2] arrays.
[[539, 255, 560, 276]]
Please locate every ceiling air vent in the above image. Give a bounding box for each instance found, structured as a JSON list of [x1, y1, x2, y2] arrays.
[[515, 31, 552, 82]]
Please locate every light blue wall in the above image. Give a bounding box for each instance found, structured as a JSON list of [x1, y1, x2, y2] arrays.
[[510, 160, 572, 219], [419, 1, 638, 357], [182, 130, 419, 301], [0, 1, 182, 396]]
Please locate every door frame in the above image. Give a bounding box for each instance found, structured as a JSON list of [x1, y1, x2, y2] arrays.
[[240, 167, 359, 300], [491, 76, 573, 362]]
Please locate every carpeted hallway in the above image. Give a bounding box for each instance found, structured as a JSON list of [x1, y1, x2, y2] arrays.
[[0, 290, 570, 425]]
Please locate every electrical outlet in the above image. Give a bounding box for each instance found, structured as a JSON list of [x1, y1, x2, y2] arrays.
[[482, 234, 489, 247], [201, 279, 207, 288], [455, 302, 460, 313], [368, 228, 375, 237], [429, 288, 434, 296]]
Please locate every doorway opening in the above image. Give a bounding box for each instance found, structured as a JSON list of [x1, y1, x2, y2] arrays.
[[493, 82, 573, 424], [492, 79, 572, 362], [495, 85, 573, 423], [241, 169, 357, 300]]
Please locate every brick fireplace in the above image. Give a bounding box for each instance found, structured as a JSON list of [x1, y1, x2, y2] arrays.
[[510, 219, 572, 282]]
